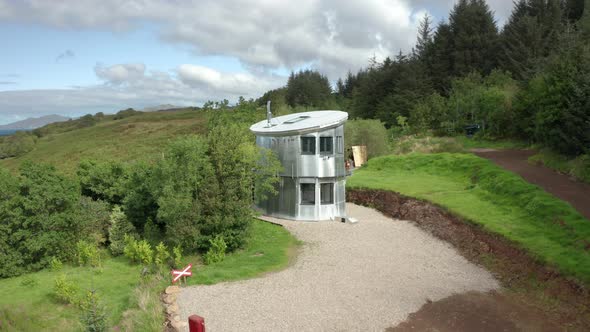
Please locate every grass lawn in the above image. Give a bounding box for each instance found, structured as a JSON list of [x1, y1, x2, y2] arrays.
[[185, 219, 299, 285], [0, 258, 140, 331], [348, 153, 590, 285], [0, 219, 298, 331]]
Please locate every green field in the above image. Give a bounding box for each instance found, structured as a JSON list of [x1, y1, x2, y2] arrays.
[[0, 219, 297, 331], [348, 153, 590, 285]]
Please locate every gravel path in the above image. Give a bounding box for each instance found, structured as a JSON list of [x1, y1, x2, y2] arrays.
[[177, 203, 499, 331]]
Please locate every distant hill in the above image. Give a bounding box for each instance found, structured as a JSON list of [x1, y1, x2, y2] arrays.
[[140, 104, 181, 112], [0, 114, 70, 130]]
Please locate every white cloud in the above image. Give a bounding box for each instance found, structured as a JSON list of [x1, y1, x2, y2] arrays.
[[95, 63, 146, 84], [0, 63, 286, 124], [0, 0, 516, 124]]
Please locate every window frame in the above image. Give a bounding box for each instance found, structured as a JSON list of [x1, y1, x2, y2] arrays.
[[319, 136, 333, 155], [300, 183, 316, 205], [320, 183, 334, 205], [300, 136, 316, 155]]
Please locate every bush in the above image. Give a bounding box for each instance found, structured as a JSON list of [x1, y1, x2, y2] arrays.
[[53, 274, 80, 305], [173, 246, 183, 268], [76, 240, 101, 268], [344, 119, 390, 159], [108, 206, 136, 256], [79, 290, 107, 332], [123, 236, 153, 265], [203, 235, 227, 265], [154, 242, 170, 266], [49, 257, 63, 271]]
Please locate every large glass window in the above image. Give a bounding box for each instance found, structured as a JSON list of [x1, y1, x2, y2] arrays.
[[320, 136, 333, 155], [320, 183, 334, 204], [301, 183, 315, 205], [301, 136, 316, 155]]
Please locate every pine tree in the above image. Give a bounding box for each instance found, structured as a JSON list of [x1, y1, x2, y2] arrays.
[[449, 0, 499, 76], [416, 14, 434, 60], [425, 22, 454, 94]]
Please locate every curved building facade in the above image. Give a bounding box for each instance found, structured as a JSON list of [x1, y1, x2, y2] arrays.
[[250, 110, 348, 221]]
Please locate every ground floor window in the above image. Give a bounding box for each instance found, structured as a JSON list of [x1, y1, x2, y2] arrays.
[[301, 183, 315, 205], [320, 183, 334, 204]]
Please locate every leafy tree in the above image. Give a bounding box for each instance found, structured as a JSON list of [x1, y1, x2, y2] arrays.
[[156, 136, 216, 252], [0, 162, 83, 277], [344, 119, 390, 158], [204, 124, 281, 251], [123, 162, 160, 231], [77, 160, 128, 205]]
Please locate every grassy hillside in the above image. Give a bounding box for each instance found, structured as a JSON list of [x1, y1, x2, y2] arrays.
[[348, 153, 590, 285], [0, 110, 208, 174]]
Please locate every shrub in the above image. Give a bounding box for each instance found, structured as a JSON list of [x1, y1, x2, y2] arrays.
[[123, 235, 138, 262], [53, 274, 80, 305], [80, 290, 107, 332], [344, 119, 390, 159], [76, 240, 101, 268], [123, 236, 153, 265], [154, 242, 170, 266], [49, 257, 63, 271], [136, 240, 153, 266], [108, 206, 136, 256], [203, 235, 227, 265], [173, 246, 183, 268]]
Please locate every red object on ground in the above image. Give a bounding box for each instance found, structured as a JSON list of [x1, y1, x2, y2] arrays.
[[188, 315, 205, 332]]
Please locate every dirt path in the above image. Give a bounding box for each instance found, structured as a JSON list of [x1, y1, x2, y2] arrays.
[[473, 149, 590, 220], [177, 204, 498, 332]]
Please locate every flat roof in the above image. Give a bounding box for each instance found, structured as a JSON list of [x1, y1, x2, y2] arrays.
[[250, 110, 348, 136]]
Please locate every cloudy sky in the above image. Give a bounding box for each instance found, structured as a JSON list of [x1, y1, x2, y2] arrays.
[[0, 0, 513, 125]]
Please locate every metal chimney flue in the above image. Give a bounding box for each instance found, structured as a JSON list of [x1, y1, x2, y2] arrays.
[[266, 100, 272, 127]]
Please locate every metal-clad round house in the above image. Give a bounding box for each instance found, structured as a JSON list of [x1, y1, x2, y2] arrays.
[[250, 110, 348, 221]]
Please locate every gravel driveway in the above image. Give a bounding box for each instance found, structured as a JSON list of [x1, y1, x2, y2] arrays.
[[177, 203, 499, 331]]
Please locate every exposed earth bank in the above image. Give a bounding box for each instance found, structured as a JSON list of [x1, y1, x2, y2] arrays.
[[347, 188, 590, 331]]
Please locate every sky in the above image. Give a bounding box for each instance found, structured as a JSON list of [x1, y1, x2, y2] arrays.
[[0, 0, 514, 125]]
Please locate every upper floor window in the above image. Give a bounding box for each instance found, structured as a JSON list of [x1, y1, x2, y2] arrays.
[[320, 136, 333, 155], [301, 136, 316, 155]]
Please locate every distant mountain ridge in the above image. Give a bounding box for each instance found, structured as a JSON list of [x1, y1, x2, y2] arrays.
[[140, 104, 180, 112], [0, 114, 70, 130]]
